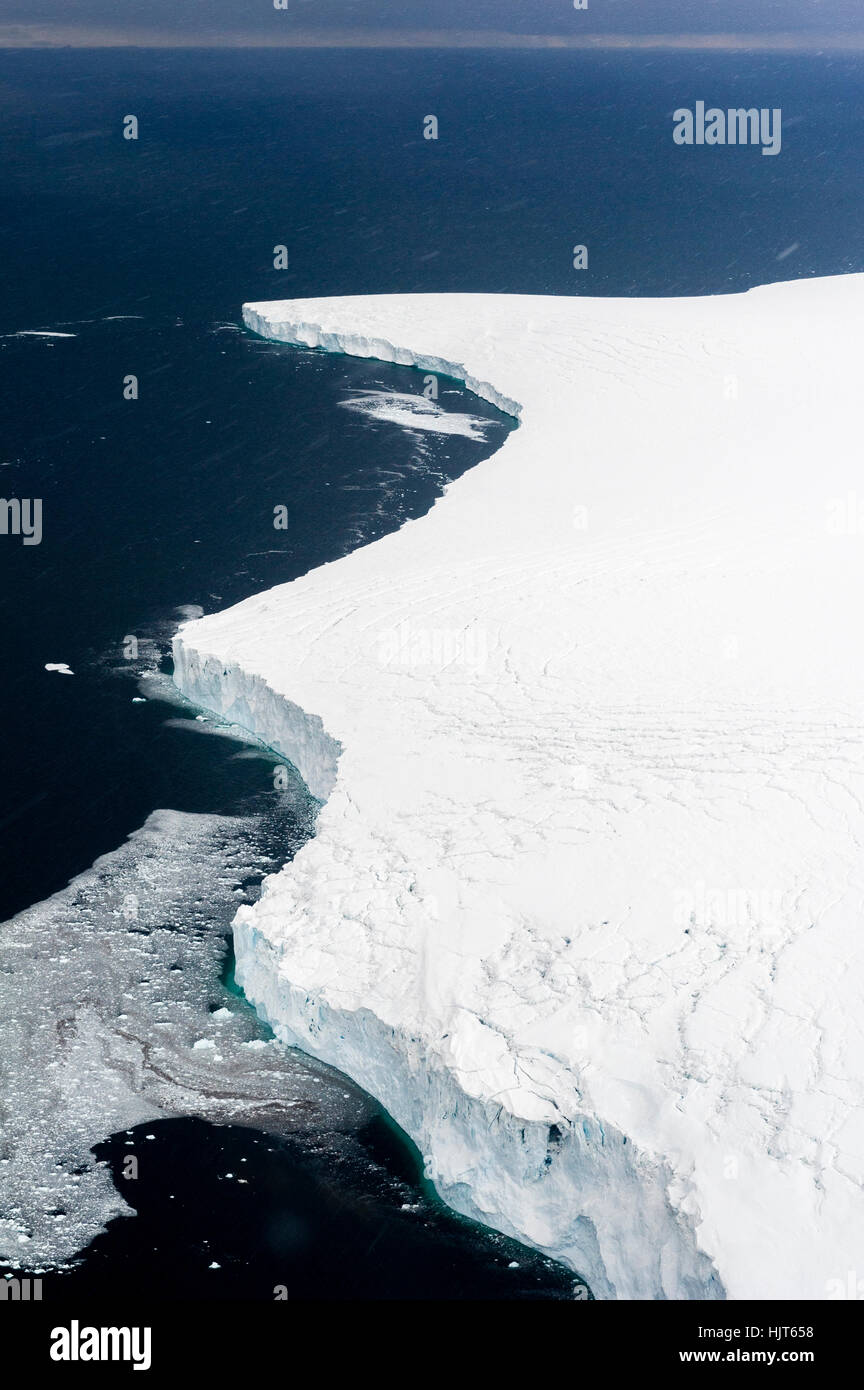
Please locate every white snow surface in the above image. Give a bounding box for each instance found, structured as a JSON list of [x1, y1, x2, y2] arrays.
[[173, 282, 864, 1300]]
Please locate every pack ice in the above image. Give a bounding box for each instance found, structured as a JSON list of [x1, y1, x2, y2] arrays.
[[0, 799, 374, 1270], [173, 280, 864, 1301]]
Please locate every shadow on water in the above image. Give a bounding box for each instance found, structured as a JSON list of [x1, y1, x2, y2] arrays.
[[45, 1116, 585, 1301]]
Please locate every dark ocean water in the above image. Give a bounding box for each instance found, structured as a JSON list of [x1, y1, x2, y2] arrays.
[[0, 318, 514, 923], [1, 45, 862, 329], [1, 45, 861, 1299]]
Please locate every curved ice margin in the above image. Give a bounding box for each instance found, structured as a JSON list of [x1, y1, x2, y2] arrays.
[[241, 305, 523, 423], [170, 299, 726, 1302]]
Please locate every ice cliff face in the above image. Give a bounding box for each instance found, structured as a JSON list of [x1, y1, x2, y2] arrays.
[[173, 283, 864, 1300]]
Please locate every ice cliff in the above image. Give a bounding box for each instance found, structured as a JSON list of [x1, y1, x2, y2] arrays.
[[173, 282, 864, 1300]]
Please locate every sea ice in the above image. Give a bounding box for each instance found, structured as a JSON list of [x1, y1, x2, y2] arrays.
[[0, 791, 374, 1269], [338, 388, 493, 439]]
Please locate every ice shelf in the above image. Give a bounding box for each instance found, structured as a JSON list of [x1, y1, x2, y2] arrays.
[[173, 283, 864, 1299]]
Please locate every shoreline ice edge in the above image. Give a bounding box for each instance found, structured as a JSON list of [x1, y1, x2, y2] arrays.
[[173, 284, 864, 1300]]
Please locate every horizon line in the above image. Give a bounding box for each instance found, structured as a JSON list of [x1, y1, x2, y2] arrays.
[[1, 28, 864, 52]]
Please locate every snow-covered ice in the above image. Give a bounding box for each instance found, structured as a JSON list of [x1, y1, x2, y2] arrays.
[[173, 281, 864, 1300]]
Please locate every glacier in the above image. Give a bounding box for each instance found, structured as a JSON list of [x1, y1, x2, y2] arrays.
[[173, 281, 864, 1300]]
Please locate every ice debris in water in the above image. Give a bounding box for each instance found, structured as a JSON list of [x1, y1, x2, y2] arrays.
[[0, 804, 375, 1270], [338, 388, 492, 440]]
